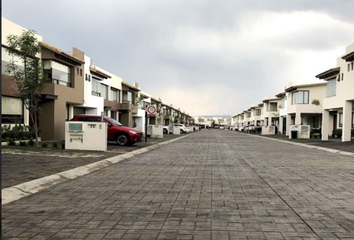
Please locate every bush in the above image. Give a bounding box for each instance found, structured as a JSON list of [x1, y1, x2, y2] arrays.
[[41, 143, 48, 148], [332, 128, 342, 138], [8, 139, 16, 146], [52, 142, 58, 148], [19, 141, 27, 147], [1, 124, 36, 142], [28, 139, 34, 147], [352, 128, 354, 137]]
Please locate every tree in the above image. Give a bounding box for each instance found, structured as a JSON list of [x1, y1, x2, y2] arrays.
[[6, 30, 47, 147]]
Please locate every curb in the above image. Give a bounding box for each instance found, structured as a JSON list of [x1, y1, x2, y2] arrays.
[[2, 135, 190, 205], [250, 133, 354, 157]]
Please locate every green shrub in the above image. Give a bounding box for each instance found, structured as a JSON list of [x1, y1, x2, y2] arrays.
[[352, 128, 354, 137], [19, 141, 27, 147], [332, 128, 342, 138], [28, 139, 34, 147], [42, 143, 48, 148], [52, 142, 58, 148], [8, 139, 16, 146]]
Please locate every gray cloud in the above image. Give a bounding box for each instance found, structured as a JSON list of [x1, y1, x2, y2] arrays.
[[3, 0, 354, 115]]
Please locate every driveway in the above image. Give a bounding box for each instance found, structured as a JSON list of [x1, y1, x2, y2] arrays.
[[2, 130, 354, 239]]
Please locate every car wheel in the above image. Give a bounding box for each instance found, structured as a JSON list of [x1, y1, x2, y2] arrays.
[[116, 133, 130, 146], [163, 129, 168, 134], [180, 129, 183, 134]]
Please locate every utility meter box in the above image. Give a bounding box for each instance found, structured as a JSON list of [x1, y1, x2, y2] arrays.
[[151, 125, 163, 138], [261, 126, 275, 135], [289, 125, 309, 139], [172, 126, 180, 135], [65, 122, 107, 151]]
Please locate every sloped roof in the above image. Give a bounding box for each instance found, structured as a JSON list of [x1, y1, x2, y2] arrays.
[[315, 67, 340, 80]]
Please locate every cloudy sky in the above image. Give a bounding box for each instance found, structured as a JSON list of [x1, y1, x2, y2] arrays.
[[3, 0, 354, 116]]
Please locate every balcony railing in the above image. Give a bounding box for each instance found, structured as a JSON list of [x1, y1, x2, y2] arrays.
[[49, 78, 72, 87]]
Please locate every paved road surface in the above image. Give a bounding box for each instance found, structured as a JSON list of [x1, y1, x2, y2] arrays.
[[2, 130, 354, 239]]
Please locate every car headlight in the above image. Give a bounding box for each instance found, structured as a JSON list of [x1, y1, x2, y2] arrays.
[[129, 130, 138, 134]]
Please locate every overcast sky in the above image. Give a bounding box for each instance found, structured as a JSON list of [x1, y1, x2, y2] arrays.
[[3, 0, 354, 116]]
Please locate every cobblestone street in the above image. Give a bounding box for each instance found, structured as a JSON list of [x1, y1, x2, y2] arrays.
[[2, 130, 354, 240]]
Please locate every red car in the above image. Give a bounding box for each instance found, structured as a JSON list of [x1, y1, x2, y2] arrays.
[[70, 115, 143, 146]]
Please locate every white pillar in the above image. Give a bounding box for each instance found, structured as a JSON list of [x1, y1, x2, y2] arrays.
[[24, 106, 30, 126], [295, 112, 301, 125], [286, 114, 292, 136], [342, 101, 352, 142], [321, 109, 329, 141]]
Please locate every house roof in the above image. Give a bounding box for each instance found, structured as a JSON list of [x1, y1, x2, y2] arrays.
[[39, 41, 84, 65], [151, 97, 162, 103], [285, 82, 326, 92], [315, 67, 340, 80], [90, 67, 111, 79], [275, 92, 286, 98], [122, 81, 140, 91], [342, 51, 354, 62], [140, 92, 149, 98], [263, 97, 280, 103]]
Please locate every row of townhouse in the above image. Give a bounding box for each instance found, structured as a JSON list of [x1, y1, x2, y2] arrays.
[[232, 42, 354, 142], [1, 17, 193, 141]]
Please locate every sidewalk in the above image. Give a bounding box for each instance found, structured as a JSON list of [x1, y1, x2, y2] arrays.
[[239, 131, 354, 153], [1, 134, 189, 189]]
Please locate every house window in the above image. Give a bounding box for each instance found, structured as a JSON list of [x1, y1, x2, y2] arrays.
[[339, 113, 343, 128], [269, 102, 277, 111], [1, 96, 23, 124], [326, 78, 336, 97], [292, 91, 309, 104], [80, 69, 83, 76], [76, 67, 79, 75], [43, 60, 72, 87], [1, 47, 24, 75], [101, 84, 108, 100], [110, 88, 120, 102], [91, 77, 101, 97], [342, 73, 344, 81], [123, 91, 132, 103], [352, 62, 353, 70], [85, 74, 91, 81], [255, 109, 261, 116], [348, 64, 351, 72]]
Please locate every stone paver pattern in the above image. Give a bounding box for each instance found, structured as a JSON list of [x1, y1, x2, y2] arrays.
[[2, 130, 354, 240]]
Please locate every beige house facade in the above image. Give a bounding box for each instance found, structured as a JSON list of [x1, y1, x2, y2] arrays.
[[317, 42, 354, 142]]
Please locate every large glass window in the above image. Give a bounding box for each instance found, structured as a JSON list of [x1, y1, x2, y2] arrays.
[[269, 103, 277, 111], [101, 84, 108, 100], [43, 60, 71, 87], [1, 96, 23, 124], [326, 78, 336, 97], [255, 109, 261, 116], [110, 88, 120, 102], [292, 91, 309, 104], [123, 91, 132, 103], [91, 77, 101, 97]]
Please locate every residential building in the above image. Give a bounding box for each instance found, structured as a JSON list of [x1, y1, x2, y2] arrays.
[[2, 17, 43, 127], [316, 42, 354, 142], [285, 82, 326, 136]]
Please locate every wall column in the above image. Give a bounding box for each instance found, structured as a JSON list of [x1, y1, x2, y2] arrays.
[[286, 114, 291, 136], [295, 112, 301, 125], [342, 101, 352, 142], [321, 109, 329, 141]]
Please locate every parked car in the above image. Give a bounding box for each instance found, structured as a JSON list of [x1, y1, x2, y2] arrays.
[[219, 126, 225, 130], [214, 126, 220, 129], [70, 115, 143, 146], [163, 126, 169, 134], [253, 125, 262, 133]]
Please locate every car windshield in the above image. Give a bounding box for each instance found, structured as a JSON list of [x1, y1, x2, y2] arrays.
[[108, 118, 123, 126]]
